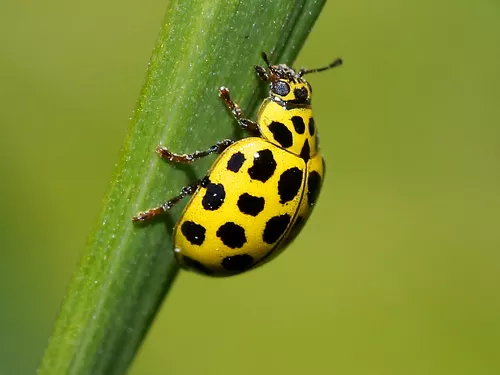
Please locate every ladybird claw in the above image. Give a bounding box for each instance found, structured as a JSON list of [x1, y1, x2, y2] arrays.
[[132, 212, 147, 222], [218, 86, 229, 96]]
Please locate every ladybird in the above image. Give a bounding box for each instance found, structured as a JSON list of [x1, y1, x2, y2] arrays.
[[133, 53, 342, 276]]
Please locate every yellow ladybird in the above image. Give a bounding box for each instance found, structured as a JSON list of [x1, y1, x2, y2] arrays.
[[133, 53, 342, 276]]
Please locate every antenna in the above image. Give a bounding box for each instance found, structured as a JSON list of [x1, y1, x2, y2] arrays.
[[298, 58, 343, 77]]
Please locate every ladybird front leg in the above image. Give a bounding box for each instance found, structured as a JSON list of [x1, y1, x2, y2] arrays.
[[132, 180, 201, 222], [219, 86, 260, 135], [156, 139, 234, 163]]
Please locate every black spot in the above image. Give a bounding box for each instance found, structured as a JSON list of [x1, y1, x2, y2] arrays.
[[300, 140, 310, 161], [227, 152, 245, 172], [291, 116, 305, 134], [308, 117, 315, 136], [217, 222, 247, 248], [181, 221, 206, 245], [182, 255, 213, 275], [263, 214, 291, 244], [237, 193, 265, 216], [307, 171, 322, 206], [269, 121, 293, 148], [248, 149, 277, 182], [278, 167, 303, 204], [221, 254, 254, 272], [272, 81, 291, 96], [202, 182, 225, 210], [294, 87, 309, 103]]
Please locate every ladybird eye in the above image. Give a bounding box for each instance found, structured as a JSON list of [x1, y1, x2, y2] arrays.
[[271, 81, 290, 96]]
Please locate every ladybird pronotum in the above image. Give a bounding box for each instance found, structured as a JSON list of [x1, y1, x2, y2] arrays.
[[133, 52, 343, 276]]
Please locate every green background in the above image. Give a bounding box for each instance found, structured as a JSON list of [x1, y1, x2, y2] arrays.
[[2, 0, 499, 374]]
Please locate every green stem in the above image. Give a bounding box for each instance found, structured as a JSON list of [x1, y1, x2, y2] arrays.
[[38, 0, 326, 374]]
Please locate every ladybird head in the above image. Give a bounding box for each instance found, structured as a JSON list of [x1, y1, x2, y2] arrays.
[[254, 52, 343, 105]]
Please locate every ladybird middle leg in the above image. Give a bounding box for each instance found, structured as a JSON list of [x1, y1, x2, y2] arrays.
[[156, 139, 234, 163], [218, 86, 260, 135], [132, 139, 234, 222], [132, 180, 201, 222]]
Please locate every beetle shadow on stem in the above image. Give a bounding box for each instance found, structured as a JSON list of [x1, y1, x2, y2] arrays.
[[162, 210, 176, 238], [161, 161, 202, 237], [132, 161, 201, 235], [169, 160, 200, 184], [231, 126, 245, 140]]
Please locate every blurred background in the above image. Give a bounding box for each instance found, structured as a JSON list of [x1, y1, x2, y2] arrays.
[[1, 0, 500, 374]]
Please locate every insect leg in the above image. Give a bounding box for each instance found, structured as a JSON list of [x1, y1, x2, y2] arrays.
[[132, 180, 201, 222], [219, 86, 260, 135], [156, 139, 234, 163]]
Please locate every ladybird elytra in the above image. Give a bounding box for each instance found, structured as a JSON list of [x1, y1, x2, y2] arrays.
[[133, 52, 342, 277]]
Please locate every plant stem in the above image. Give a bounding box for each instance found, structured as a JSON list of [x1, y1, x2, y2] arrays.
[[38, 0, 326, 374]]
